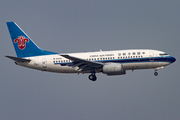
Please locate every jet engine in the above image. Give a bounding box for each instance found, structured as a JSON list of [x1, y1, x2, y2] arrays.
[[103, 63, 126, 76]]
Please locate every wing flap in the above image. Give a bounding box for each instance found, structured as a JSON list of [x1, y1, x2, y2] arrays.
[[60, 55, 103, 71]]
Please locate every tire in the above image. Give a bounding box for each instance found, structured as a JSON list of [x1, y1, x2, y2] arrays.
[[154, 72, 158, 76], [89, 75, 97, 81]]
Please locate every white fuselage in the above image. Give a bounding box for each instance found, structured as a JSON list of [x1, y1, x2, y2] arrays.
[[15, 49, 174, 74], [6, 22, 176, 81]]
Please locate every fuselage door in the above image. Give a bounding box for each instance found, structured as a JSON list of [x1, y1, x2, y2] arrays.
[[149, 52, 154, 61], [42, 58, 47, 68]]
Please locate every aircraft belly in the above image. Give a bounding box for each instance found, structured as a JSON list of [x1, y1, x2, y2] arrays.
[[47, 64, 77, 73], [122, 62, 161, 70], [122, 63, 146, 70]]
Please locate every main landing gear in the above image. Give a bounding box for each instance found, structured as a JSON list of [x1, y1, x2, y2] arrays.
[[88, 72, 97, 81]]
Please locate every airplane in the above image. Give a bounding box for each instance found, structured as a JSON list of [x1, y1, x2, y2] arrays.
[[6, 22, 176, 81]]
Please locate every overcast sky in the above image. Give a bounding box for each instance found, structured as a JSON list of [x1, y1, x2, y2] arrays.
[[0, 0, 180, 120]]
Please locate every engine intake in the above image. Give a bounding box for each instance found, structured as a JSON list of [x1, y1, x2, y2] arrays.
[[103, 63, 126, 76]]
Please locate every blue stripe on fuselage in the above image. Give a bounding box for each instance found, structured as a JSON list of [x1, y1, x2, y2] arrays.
[[55, 56, 175, 66]]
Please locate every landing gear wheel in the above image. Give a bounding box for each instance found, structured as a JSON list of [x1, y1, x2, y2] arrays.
[[154, 72, 158, 76], [88, 74, 97, 81]]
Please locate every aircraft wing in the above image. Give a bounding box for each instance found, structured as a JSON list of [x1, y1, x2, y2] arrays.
[[61, 55, 103, 71], [5, 56, 31, 62]]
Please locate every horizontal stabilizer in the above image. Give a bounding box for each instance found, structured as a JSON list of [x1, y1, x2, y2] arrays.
[[5, 56, 31, 62]]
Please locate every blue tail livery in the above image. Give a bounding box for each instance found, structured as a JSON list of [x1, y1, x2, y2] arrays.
[[6, 22, 58, 58]]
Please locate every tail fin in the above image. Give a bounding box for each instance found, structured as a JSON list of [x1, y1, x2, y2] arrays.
[[6, 22, 58, 58]]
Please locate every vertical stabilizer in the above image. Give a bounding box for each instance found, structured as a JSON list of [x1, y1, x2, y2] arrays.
[[6, 22, 58, 58]]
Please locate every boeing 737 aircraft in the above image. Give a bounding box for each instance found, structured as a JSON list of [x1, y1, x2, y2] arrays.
[[6, 22, 176, 81]]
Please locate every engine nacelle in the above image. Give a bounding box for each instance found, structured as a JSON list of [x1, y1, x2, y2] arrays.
[[103, 63, 126, 76]]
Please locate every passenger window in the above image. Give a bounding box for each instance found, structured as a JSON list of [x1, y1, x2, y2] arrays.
[[133, 52, 136, 55], [118, 53, 121, 56], [123, 53, 126, 55], [137, 52, 140, 55]]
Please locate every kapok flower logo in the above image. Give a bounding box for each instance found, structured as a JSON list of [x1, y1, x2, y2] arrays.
[[14, 36, 29, 50]]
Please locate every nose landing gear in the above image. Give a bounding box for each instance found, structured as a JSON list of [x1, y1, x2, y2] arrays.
[[154, 70, 158, 76]]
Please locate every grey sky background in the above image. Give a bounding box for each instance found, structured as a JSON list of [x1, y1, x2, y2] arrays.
[[0, 0, 180, 120]]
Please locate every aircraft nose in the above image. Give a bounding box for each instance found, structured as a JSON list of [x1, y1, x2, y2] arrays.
[[170, 56, 176, 63]]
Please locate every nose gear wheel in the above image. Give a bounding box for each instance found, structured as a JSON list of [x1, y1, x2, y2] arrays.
[[154, 71, 158, 76]]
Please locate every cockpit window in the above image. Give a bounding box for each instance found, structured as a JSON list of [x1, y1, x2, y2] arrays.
[[159, 53, 168, 56]]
